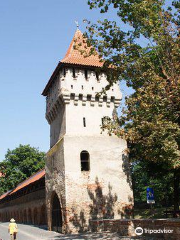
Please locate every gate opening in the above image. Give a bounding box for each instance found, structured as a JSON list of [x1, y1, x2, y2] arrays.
[[51, 193, 62, 233]]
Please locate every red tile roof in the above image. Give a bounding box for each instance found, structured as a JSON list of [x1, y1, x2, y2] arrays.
[[10, 169, 45, 195], [61, 29, 103, 67], [0, 169, 45, 201], [0, 190, 11, 200], [42, 29, 103, 96]]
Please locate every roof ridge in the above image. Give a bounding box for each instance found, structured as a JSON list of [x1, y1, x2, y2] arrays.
[[0, 169, 45, 200], [15, 168, 45, 187], [61, 29, 103, 66]]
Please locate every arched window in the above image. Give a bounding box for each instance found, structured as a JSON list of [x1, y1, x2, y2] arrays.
[[80, 151, 90, 171]]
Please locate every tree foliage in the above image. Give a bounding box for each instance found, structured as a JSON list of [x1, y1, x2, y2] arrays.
[[132, 161, 174, 207], [86, 0, 180, 210], [0, 145, 45, 195]]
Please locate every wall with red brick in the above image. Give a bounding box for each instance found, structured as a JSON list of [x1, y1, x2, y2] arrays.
[[89, 219, 180, 240]]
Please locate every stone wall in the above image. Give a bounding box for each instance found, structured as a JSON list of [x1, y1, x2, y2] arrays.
[[45, 138, 67, 232], [90, 219, 180, 240]]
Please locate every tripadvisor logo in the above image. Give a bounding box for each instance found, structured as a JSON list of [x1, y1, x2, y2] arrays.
[[135, 226, 173, 235], [135, 227, 143, 235]]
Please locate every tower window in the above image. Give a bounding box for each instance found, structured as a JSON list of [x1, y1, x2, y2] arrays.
[[63, 68, 66, 77], [111, 96, 115, 102], [96, 72, 99, 81], [102, 118, 105, 125], [72, 68, 76, 78], [80, 151, 90, 171], [87, 95, 91, 101], [92, 87, 94, 90], [103, 96, 107, 102], [79, 94, 83, 101], [85, 70, 88, 80], [71, 85, 73, 89], [70, 93, 75, 100], [95, 96, 99, 102], [83, 117, 86, 127], [82, 85, 84, 90]]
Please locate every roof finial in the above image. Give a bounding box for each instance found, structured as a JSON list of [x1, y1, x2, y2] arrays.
[[75, 20, 79, 30]]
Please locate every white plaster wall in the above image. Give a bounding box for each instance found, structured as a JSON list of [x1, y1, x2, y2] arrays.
[[47, 67, 122, 146], [60, 68, 122, 100], [50, 105, 66, 147], [64, 135, 133, 219], [46, 75, 61, 113], [65, 101, 114, 136]]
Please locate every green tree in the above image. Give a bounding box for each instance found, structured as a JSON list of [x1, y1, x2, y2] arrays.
[[132, 161, 174, 207], [86, 0, 180, 211], [0, 144, 45, 195]]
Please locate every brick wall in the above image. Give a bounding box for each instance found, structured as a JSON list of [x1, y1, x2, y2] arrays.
[[89, 219, 180, 240]]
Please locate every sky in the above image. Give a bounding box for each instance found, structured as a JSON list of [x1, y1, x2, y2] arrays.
[[0, 0, 133, 160]]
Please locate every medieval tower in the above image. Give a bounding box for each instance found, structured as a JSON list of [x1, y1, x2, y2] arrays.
[[42, 29, 133, 233]]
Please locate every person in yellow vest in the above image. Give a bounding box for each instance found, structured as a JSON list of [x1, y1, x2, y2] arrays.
[[8, 218, 18, 240]]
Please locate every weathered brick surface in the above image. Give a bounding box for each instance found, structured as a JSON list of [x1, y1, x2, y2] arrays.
[[45, 138, 67, 232], [43, 43, 133, 233], [89, 219, 180, 239]]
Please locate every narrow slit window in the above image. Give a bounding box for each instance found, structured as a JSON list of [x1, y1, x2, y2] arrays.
[[70, 93, 75, 100], [85, 70, 88, 80], [71, 85, 73, 89], [103, 96, 107, 102], [63, 68, 66, 77], [96, 72, 99, 81], [87, 95, 91, 101], [83, 117, 86, 127], [73, 68, 76, 78], [102, 118, 104, 125], [80, 151, 90, 171], [111, 96, 115, 102], [79, 94, 83, 101], [95, 96, 99, 102]]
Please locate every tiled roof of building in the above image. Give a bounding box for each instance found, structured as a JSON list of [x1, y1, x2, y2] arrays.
[[42, 29, 103, 96], [10, 169, 45, 195], [0, 169, 45, 201], [61, 29, 103, 67], [0, 190, 11, 200]]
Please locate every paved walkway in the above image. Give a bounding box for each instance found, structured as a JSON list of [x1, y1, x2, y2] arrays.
[[0, 222, 160, 240]]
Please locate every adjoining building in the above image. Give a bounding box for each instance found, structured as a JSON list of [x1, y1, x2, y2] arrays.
[[0, 29, 133, 233], [0, 169, 46, 225]]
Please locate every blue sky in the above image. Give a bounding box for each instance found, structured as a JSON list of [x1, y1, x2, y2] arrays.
[[0, 0, 132, 160]]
